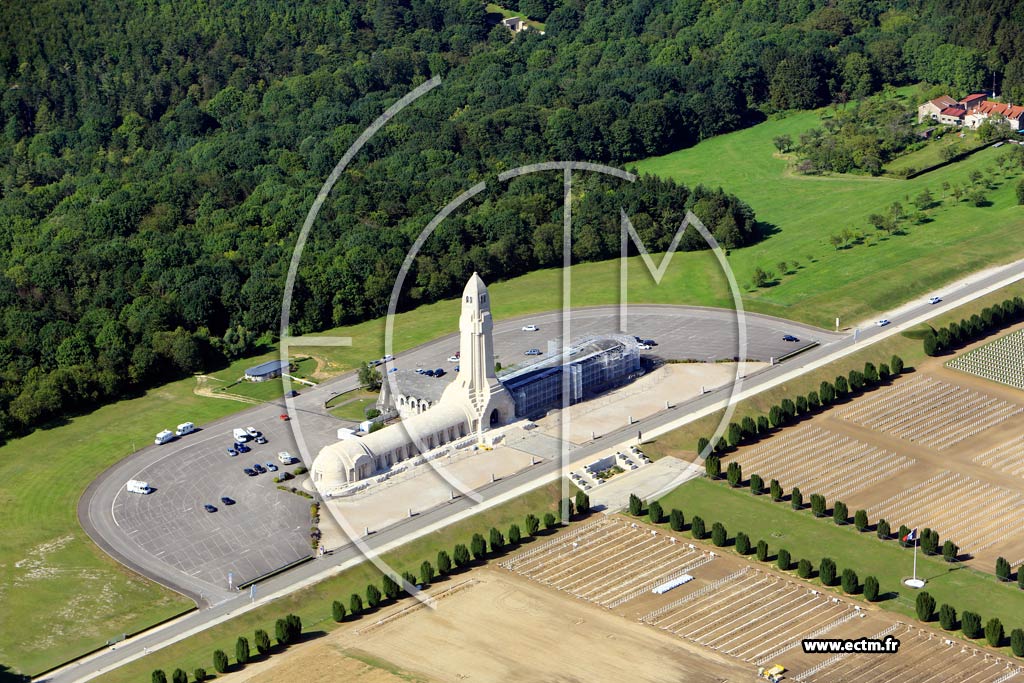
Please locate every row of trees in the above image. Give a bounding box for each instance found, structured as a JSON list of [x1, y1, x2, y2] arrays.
[[629, 495, 881, 600], [923, 296, 1024, 356], [916, 592, 1024, 653], [699, 355, 905, 458], [152, 615, 301, 683]]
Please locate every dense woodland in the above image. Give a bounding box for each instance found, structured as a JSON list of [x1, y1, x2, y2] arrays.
[[1, 0, 1023, 437]]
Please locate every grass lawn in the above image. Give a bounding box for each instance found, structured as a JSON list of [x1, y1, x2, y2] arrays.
[[884, 128, 987, 175], [655, 477, 1024, 655], [328, 392, 377, 421], [485, 3, 545, 30], [208, 357, 318, 403], [632, 102, 1024, 328], [96, 481, 563, 683], [0, 377, 248, 676]]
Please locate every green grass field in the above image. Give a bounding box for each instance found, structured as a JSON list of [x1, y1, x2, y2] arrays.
[[0, 378, 250, 676], [96, 481, 562, 683], [632, 104, 1024, 328], [656, 478, 1024, 654], [884, 129, 987, 175]]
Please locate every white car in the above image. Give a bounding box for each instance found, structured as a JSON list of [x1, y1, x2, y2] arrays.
[[245, 426, 260, 438], [638, 343, 652, 350], [522, 324, 539, 331], [447, 354, 460, 362], [876, 319, 890, 327], [928, 296, 942, 305]]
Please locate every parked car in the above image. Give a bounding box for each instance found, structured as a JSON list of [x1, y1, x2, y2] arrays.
[[434, 368, 445, 377], [876, 319, 891, 327], [522, 324, 539, 331], [243, 467, 257, 476], [642, 339, 657, 346], [253, 463, 266, 474], [278, 451, 298, 464], [227, 448, 238, 457], [265, 462, 278, 472], [279, 413, 290, 421], [285, 390, 299, 398], [638, 343, 652, 350], [255, 435, 268, 444], [525, 348, 542, 356], [782, 334, 799, 342], [422, 368, 435, 376], [388, 367, 398, 374], [236, 443, 251, 453], [203, 504, 217, 513], [447, 354, 460, 362], [454, 365, 460, 372], [928, 296, 942, 305], [220, 496, 235, 506], [245, 427, 259, 438]]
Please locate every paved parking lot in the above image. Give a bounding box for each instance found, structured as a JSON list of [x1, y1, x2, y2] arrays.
[[84, 305, 837, 603], [112, 420, 313, 592]]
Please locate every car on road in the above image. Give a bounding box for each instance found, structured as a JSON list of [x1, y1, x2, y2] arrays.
[[253, 463, 266, 474], [265, 462, 278, 472], [522, 324, 539, 331], [227, 447, 238, 457], [928, 296, 942, 305], [220, 496, 235, 506], [782, 334, 800, 342], [285, 390, 299, 398], [447, 354, 460, 362], [388, 367, 398, 373], [876, 319, 890, 327], [203, 504, 217, 513], [525, 348, 542, 356], [279, 413, 290, 421], [243, 467, 257, 476], [255, 435, 267, 444], [245, 427, 259, 438]]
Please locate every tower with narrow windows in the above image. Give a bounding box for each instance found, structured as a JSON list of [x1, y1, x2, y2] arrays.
[[442, 272, 515, 432]]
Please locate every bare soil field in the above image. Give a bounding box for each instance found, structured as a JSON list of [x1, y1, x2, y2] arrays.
[[216, 518, 1024, 683], [723, 325, 1024, 572]]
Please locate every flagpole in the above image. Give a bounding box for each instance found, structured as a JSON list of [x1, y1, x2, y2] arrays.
[[913, 536, 918, 582]]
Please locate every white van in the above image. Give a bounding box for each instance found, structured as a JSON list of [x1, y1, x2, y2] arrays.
[[126, 479, 153, 494], [154, 430, 175, 445], [233, 428, 249, 441], [278, 451, 298, 465], [175, 422, 196, 437]]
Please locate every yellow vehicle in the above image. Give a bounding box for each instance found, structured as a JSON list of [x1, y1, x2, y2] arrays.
[[757, 664, 786, 682]]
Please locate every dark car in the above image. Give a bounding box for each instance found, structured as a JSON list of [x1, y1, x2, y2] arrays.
[[253, 463, 266, 474], [423, 368, 435, 376], [227, 448, 238, 457], [237, 443, 251, 453], [220, 496, 235, 506], [203, 504, 217, 513], [643, 339, 657, 346], [434, 368, 445, 377], [285, 390, 300, 397], [243, 467, 257, 476], [782, 334, 800, 342]]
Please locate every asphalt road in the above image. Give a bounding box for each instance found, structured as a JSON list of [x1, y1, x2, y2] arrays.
[[56, 262, 1024, 683]]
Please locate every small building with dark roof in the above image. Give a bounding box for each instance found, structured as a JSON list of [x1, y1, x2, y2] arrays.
[[244, 359, 290, 382]]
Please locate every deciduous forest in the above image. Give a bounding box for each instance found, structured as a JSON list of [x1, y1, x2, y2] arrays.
[[0, 0, 1022, 437]]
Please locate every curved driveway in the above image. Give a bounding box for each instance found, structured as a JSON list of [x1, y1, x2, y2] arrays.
[[78, 305, 836, 607]]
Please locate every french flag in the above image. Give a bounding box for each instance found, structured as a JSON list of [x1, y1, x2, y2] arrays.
[[902, 528, 918, 543]]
